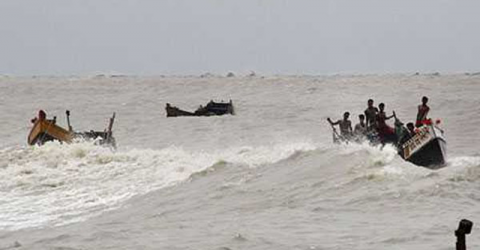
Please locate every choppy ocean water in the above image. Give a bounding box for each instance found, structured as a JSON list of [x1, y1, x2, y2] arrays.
[[0, 74, 479, 249]]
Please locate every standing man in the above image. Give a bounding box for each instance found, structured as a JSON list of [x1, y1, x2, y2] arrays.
[[416, 96, 430, 127], [364, 99, 379, 130], [327, 112, 353, 140], [376, 103, 396, 144]]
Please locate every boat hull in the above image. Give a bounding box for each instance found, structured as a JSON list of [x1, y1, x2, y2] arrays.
[[166, 101, 234, 117], [404, 137, 446, 168], [166, 106, 195, 117], [331, 124, 447, 169], [28, 120, 73, 145], [400, 125, 447, 169], [28, 116, 116, 147]]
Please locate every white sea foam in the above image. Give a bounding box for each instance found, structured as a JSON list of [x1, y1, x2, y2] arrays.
[[1, 75, 479, 249], [0, 139, 317, 230]]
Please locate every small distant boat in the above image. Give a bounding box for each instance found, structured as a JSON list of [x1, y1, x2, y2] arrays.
[[399, 124, 446, 168], [28, 110, 116, 147], [166, 100, 234, 117]]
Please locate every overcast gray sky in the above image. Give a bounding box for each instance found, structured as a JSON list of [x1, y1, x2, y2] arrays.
[[1, 0, 479, 75]]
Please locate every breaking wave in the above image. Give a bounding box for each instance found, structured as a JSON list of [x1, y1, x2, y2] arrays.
[[1, 139, 479, 232], [0, 140, 316, 230]]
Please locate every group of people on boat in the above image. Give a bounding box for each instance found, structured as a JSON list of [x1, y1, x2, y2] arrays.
[[327, 96, 431, 145]]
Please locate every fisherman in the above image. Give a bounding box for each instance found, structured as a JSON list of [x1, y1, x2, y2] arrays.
[[364, 99, 379, 130], [376, 103, 396, 143], [407, 122, 416, 137], [416, 96, 430, 127], [327, 112, 353, 140], [31, 110, 47, 124], [354, 114, 367, 139], [38, 110, 46, 120], [398, 122, 416, 145]]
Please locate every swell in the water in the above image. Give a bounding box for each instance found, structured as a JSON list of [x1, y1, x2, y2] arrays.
[[0, 140, 316, 230], [2, 138, 479, 232]]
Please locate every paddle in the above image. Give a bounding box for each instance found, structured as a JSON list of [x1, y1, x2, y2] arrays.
[[66, 110, 73, 132]]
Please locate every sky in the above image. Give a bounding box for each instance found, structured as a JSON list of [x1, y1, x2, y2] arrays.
[[1, 0, 480, 75]]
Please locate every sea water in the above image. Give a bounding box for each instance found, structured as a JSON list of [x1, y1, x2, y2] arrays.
[[0, 74, 479, 249]]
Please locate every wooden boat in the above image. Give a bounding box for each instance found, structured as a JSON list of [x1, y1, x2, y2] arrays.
[[28, 110, 116, 147], [166, 100, 234, 117], [399, 124, 446, 169], [330, 120, 446, 169], [28, 118, 73, 145]]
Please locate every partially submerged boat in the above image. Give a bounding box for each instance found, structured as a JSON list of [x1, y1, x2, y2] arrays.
[[166, 100, 234, 117], [331, 119, 447, 169], [28, 110, 116, 147]]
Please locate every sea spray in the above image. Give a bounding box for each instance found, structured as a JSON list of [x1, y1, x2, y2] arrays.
[[0, 140, 317, 230]]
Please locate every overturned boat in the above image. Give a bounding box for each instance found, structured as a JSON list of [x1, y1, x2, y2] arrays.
[[28, 110, 116, 147], [166, 100, 234, 117]]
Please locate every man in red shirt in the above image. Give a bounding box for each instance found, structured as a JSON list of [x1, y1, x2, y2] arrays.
[[416, 96, 430, 127]]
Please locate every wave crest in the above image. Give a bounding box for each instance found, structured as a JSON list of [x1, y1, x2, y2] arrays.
[[0, 140, 316, 230]]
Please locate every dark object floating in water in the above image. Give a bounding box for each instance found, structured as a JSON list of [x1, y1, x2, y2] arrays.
[[456, 219, 473, 250], [28, 110, 116, 147], [166, 100, 234, 117], [331, 119, 446, 169]]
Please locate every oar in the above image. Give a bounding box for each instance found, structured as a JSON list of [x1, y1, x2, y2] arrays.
[[327, 119, 341, 143], [106, 112, 116, 142], [66, 110, 73, 131]]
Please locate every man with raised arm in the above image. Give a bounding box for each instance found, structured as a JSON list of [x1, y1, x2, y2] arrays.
[[327, 112, 353, 140]]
